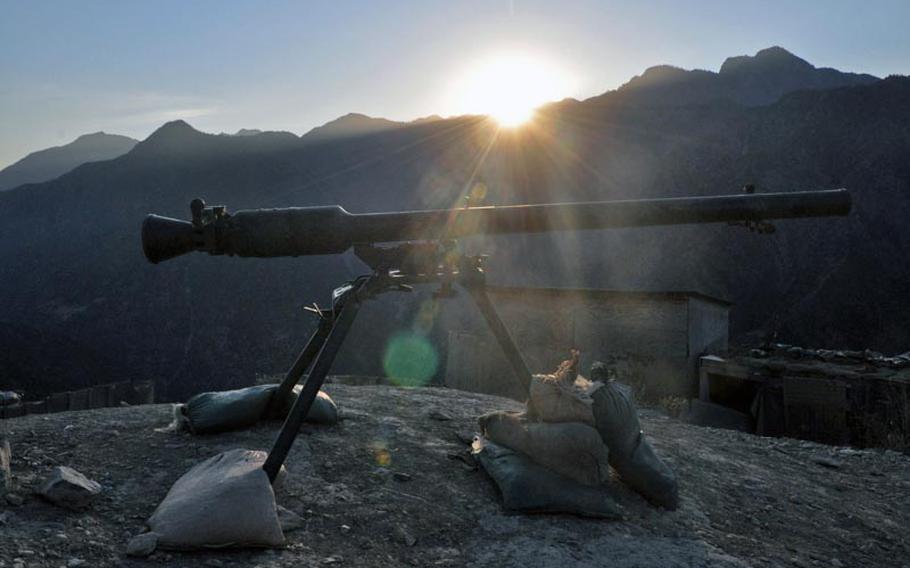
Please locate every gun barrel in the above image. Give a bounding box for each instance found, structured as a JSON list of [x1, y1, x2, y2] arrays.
[[142, 189, 851, 262]]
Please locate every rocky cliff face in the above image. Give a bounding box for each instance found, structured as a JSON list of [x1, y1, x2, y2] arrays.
[[0, 48, 908, 400]]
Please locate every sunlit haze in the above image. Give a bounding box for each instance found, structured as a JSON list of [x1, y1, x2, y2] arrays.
[[2, 0, 909, 167], [446, 51, 576, 127]]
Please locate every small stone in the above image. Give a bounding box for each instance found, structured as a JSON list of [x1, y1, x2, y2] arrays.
[[323, 556, 343, 564], [38, 466, 102, 510], [395, 524, 417, 547], [66, 559, 86, 568], [813, 456, 843, 469], [5, 493, 24, 506], [1, 439, 11, 493], [392, 471, 412, 482], [340, 524, 351, 534], [125, 533, 158, 557], [427, 409, 452, 421]]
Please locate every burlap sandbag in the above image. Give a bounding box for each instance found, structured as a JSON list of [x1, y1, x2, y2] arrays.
[[528, 374, 595, 425], [589, 363, 679, 510], [472, 437, 622, 519], [147, 449, 286, 549], [479, 411, 610, 486], [184, 384, 338, 434], [271, 385, 339, 425]]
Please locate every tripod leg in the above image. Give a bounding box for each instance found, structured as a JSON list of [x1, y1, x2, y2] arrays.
[[465, 285, 533, 396], [262, 296, 363, 484], [265, 316, 333, 419]]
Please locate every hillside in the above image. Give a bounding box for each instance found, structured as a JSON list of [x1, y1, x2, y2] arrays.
[[1, 385, 907, 567], [0, 132, 137, 191], [0, 47, 909, 401]]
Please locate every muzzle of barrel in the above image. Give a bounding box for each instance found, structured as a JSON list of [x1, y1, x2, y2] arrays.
[[142, 214, 198, 264]]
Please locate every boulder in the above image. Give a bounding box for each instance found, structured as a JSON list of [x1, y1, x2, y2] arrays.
[[38, 466, 102, 510]]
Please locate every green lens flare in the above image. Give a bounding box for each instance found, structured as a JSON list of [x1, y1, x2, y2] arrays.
[[383, 333, 438, 387]]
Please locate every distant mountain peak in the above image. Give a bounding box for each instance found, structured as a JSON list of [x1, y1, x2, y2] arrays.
[[302, 113, 402, 142], [0, 131, 138, 191], [150, 119, 200, 137], [720, 45, 813, 74], [611, 46, 878, 107], [134, 120, 209, 153]]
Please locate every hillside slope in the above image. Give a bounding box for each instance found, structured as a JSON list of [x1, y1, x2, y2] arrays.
[[1, 385, 907, 567], [0, 132, 137, 191]]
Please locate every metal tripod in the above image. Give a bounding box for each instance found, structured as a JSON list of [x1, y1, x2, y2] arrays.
[[261, 244, 533, 483]]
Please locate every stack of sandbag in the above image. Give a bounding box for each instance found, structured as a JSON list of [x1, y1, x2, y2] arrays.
[[589, 362, 678, 510], [474, 358, 679, 513], [471, 437, 622, 519], [174, 383, 338, 435], [474, 359, 623, 518]]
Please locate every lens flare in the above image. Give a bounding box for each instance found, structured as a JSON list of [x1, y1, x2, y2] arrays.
[[369, 440, 392, 467], [383, 332, 439, 387]]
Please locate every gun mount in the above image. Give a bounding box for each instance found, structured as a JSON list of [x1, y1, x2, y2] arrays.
[[141, 187, 851, 482]]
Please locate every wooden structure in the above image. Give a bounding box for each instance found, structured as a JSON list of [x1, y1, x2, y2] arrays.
[[699, 352, 910, 447], [445, 286, 730, 400], [0, 379, 155, 420]]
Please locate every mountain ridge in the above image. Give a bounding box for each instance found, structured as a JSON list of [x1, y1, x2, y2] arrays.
[[0, 131, 138, 191], [590, 45, 879, 107], [1, 47, 907, 401]]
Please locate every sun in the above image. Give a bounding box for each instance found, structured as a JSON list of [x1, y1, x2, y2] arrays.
[[447, 51, 575, 128]]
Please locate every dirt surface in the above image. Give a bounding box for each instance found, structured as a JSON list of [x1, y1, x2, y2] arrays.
[[1, 384, 908, 567]]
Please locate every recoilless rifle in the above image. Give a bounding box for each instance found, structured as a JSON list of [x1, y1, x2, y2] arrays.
[[142, 187, 851, 482]]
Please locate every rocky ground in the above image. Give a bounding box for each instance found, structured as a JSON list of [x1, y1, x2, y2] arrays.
[[1, 384, 908, 567]]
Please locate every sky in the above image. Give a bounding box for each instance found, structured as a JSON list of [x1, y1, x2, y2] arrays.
[[1, 0, 908, 169]]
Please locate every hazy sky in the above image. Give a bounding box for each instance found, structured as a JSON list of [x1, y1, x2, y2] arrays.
[[1, 0, 907, 168]]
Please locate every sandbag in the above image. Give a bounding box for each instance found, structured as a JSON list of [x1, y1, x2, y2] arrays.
[[147, 449, 286, 549], [528, 374, 595, 425], [185, 385, 275, 434], [479, 411, 610, 486], [472, 437, 622, 519], [589, 363, 679, 509], [184, 384, 338, 434], [271, 385, 339, 425]]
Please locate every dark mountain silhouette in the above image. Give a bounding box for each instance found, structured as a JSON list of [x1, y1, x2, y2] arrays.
[[1, 47, 907, 402], [0, 322, 131, 397], [592, 46, 878, 107], [0, 132, 138, 191], [302, 113, 403, 142]]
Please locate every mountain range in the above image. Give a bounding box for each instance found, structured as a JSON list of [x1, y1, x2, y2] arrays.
[[0, 132, 138, 191], [2, 46, 908, 401]]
